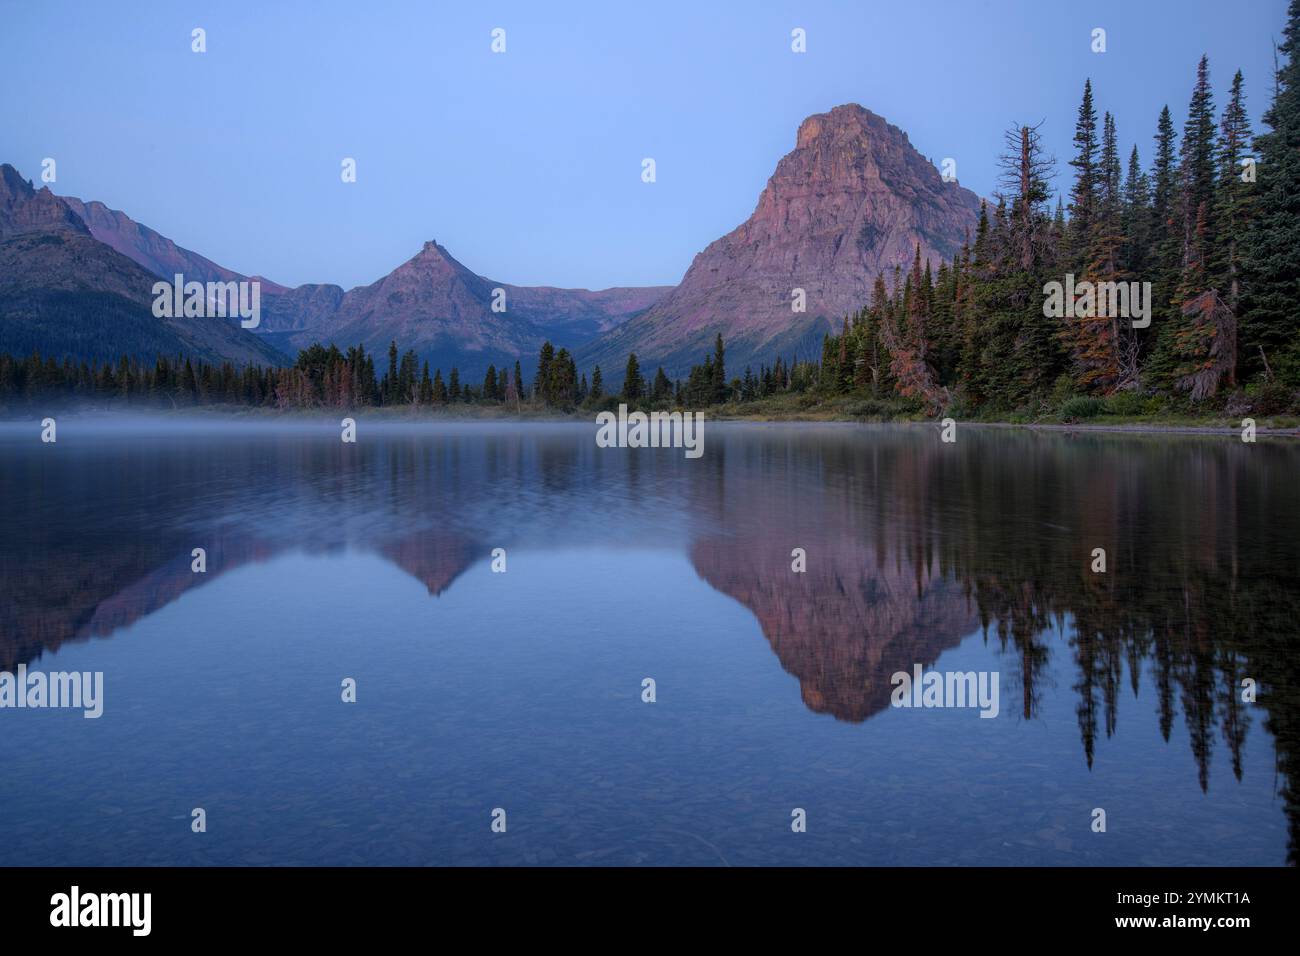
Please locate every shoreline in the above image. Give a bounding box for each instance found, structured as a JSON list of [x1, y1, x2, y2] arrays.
[[2, 404, 1298, 438]]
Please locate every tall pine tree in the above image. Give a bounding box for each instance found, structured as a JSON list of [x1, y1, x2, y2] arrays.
[[1242, 0, 1300, 384]]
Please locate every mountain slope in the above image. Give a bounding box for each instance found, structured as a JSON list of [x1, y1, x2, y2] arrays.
[[0, 166, 285, 366], [56, 187, 671, 375], [581, 104, 984, 380], [60, 194, 289, 293], [275, 240, 669, 378], [6, 165, 669, 375]]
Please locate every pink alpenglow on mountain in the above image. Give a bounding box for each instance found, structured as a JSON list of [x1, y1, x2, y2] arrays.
[[583, 104, 983, 379], [271, 240, 670, 379]]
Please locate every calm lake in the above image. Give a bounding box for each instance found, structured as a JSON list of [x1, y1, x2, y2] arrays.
[[1, 419, 1296, 866]]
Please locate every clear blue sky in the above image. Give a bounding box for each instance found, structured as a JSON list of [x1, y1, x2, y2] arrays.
[[0, 0, 1287, 290]]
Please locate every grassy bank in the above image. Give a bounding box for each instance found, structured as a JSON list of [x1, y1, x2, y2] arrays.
[[13, 395, 1296, 436], [698, 391, 1300, 433]]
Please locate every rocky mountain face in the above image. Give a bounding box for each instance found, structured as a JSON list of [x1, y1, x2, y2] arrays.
[[273, 240, 669, 377], [259, 283, 346, 333], [306, 240, 524, 365], [0, 165, 285, 366], [583, 104, 983, 380], [0, 165, 88, 238]]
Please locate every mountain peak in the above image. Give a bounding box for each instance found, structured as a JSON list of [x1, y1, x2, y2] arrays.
[[407, 239, 464, 272], [795, 103, 888, 149], [581, 105, 982, 379], [0, 165, 89, 239], [394, 239, 470, 282], [0, 163, 33, 200]]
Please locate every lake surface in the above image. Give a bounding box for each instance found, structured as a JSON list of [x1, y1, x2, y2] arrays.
[[1, 418, 1296, 866]]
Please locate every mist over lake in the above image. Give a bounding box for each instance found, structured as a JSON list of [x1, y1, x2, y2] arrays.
[[1, 419, 1295, 865]]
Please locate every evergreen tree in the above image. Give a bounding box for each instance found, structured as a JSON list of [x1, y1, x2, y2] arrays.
[[651, 366, 672, 402], [957, 205, 991, 402], [419, 361, 433, 404], [181, 357, 197, 403], [622, 353, 644, 401], [385, 340, 399, 403], [1122, 145, 1152, 279], [819, 332, 837, 392], [547, 348, 578, 405], [1150, 106, 1180, 255], [398, 349, 417, 403], [1180, 56, 1220, 274], [859, 284, 890, 396], [1243, 0, 1300, 384], [1144, 104, 1183, 378], [1099, 112, 1123, 225], [1212, 69, 1255, 314], [1068, 80, 1101, 264], [836, 316, 854, 392], [1156, 55, 1226, 396], [535, 342, 554, 402], [711, 333, 726, 403], [962, 123, 1065, 405], [362, 353, 378, 405], [1068, 110, 1135, 394], [881, 244, 946, 410]]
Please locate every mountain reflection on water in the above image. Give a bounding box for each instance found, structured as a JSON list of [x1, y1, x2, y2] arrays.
[[0, 420, 1296, 865]]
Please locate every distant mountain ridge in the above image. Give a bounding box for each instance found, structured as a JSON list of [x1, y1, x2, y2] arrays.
[[266, 240, 668, 379], [1, 104, 981, 377], [57, 188, 671, 376], [59, 194, 290, 294], [0, 163, 669, 376]]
